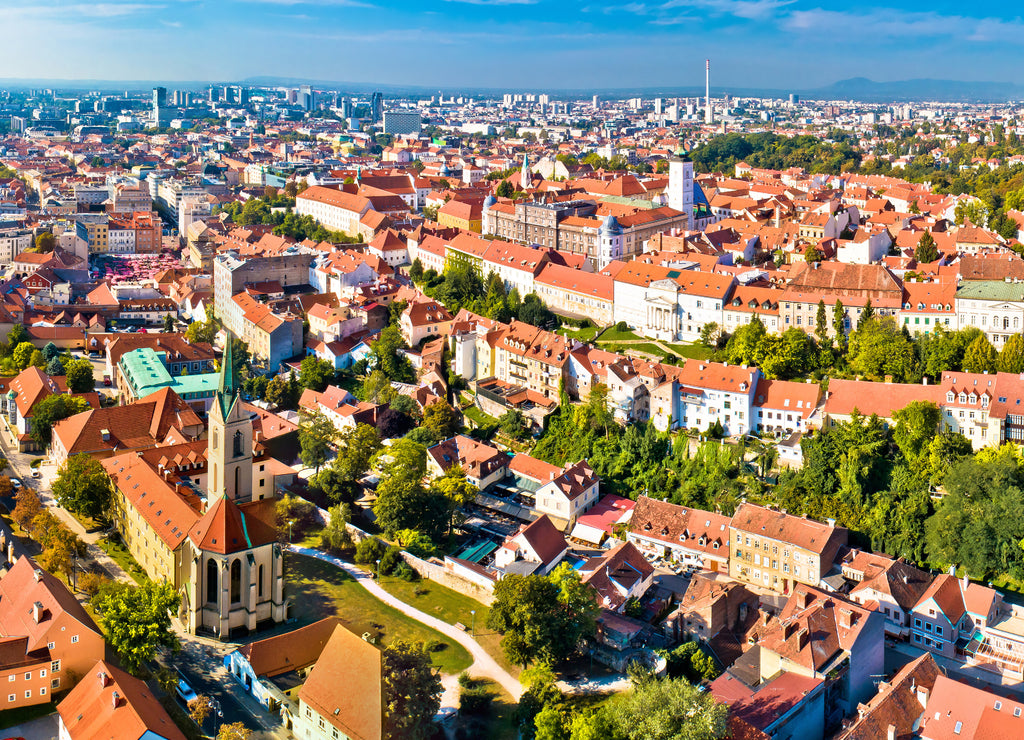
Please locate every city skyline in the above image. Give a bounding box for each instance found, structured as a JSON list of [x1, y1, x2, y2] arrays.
[[4, 1, 1024, 89]]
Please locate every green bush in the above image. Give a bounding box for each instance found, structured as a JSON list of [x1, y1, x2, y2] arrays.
[[354, 537, 387, 565], [459, 683, 494, 716], [615, 320, 629, 332], [379, 544, 403, 575]]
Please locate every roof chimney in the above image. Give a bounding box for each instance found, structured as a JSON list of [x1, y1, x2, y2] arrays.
[[33, 568, 43, 582], [32, 601, 45, 624], [839, 607, 856, 629], [111, 690, 120, 709], [795, 627, 809, 649], [797, 589, 813, 610], [98, 671, 110, 688], [887, 725, 897, 740], [917, 685, 930, 708]]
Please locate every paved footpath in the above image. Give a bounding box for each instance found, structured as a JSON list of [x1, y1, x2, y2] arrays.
[[288, 545, 523, 700], [0, 436, 134, 584]]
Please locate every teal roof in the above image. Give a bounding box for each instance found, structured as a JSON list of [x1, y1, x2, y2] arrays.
[[217, 332, 239, 417], [120, 347, 220, 399], [956, 281, 1024, 302]]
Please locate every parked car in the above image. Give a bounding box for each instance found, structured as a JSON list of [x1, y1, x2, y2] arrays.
[[103, 375, 112, 387], [9, 478, 22, 490], [31, 470, 40, 479], [175, 673, 197, 705]]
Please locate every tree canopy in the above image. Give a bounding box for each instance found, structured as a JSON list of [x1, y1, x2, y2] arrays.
[[91, 580, 181, 674]]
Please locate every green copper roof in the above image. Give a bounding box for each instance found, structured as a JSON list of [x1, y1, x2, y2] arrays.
[[217, 331, 239, 418], [119, 347, 220, 399], [956, 281, 1024, 302]]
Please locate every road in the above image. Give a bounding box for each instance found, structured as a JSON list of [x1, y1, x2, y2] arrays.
[[171, 633, 291, 740], [288, 544, 524, 701]]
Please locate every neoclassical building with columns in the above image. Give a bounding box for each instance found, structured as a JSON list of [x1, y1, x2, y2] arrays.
[[104, 337, 289, 637]]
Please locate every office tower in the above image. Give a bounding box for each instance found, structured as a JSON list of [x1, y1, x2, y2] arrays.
[[654, 98, 664, 115], [370, 92, 384, 123], [152, 87, 168, 126]]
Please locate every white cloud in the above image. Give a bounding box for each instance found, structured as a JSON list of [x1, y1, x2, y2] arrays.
[[784, 8, 1024, 43]]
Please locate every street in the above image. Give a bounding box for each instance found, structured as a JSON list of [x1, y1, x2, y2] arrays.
[[171, 634, 291, 740]]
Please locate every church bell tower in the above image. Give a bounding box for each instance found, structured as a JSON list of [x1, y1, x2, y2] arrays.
[[207, 334, 253, 505]]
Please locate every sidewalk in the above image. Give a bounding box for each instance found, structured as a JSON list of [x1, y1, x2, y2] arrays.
[[288, 544, 523, 700], [0, 434, 134, 585]]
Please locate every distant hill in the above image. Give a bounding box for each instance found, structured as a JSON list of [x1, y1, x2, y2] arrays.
[[803, 77, 1024, 103]]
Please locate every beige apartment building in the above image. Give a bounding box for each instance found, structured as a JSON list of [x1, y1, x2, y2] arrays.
[[729, 503, 847, 594]]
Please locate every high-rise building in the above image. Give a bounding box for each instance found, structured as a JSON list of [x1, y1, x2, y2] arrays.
[[382, 109, 422, 136], [152, 87, 169, 127], [370, 92, 384, 123], [654, 98, 664, 115]]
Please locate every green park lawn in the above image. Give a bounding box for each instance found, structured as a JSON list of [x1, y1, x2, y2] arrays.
[[374, 573, 522, 678], [285, 552, 473, 674]]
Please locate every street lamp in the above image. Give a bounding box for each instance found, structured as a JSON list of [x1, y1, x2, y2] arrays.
[[470, 610, 476, 637], [375, 559, 381, 579], [288, 520, 294, 543]]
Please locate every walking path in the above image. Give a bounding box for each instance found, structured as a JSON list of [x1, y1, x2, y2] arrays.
[[288, 544, 523, 700], [0, 435, 133, 584]]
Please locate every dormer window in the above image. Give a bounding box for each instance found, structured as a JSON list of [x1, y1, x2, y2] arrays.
[[947, 391, 955, 403], [969, 394, 977, 404], [959, 392, 967, 404]]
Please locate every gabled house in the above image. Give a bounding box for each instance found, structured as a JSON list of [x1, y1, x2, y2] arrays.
[[626, 495, 730, 572], [0, 556, 106, 708], [578, 541, 654, 613], [910, 573, 1001, 660], [225, 617, 341, 710], [295, 624, 383, 740], [494, 515, 569, 576], [427, 435, 508, 489], [843, 550, 931, 639], [57, 660, 186, 740], [729, 503, 847, 594], [836, 653, 939, 740], [757, 585, 885, 723]]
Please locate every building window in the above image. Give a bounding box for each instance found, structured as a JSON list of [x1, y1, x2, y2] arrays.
[[71, 635, 78, 644], [51, 661, 60, 673], [230, 559, 242, 603], [207, 559, 218, 603], [259, 565, 265, 598]]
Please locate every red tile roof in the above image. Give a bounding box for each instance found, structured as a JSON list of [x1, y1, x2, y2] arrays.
[[299, 625, 382, 740], [58, 660, 187, 740]]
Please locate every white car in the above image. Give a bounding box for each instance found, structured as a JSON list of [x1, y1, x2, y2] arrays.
[[175, 673, 197, 705], [9, 478, 22, 490]]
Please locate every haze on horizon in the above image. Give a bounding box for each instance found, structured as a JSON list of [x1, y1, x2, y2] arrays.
[[3, 0, 1023, 90]]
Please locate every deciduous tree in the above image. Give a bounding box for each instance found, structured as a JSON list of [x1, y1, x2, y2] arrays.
[[91, 580, 181, 674], [65, 358, 95, 393], [382, 640, 442, 740], [299, 408, 337, 476], [31, 394, 91, 447], [52, 454, 113, 521]]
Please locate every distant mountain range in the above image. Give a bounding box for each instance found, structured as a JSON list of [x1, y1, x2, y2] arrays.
[[805, 77, 1024, 103], [0, 75, 1021, 104]]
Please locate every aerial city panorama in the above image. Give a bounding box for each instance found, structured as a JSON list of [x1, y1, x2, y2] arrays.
[[0, 1, 1023, 739]]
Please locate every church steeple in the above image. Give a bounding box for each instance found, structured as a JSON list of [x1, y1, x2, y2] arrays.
[[217, 332, 239, 419], [208, 330, 253, 505]]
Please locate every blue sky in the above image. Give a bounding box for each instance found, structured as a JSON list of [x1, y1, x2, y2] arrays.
[[3, 0, 1024, 89]]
